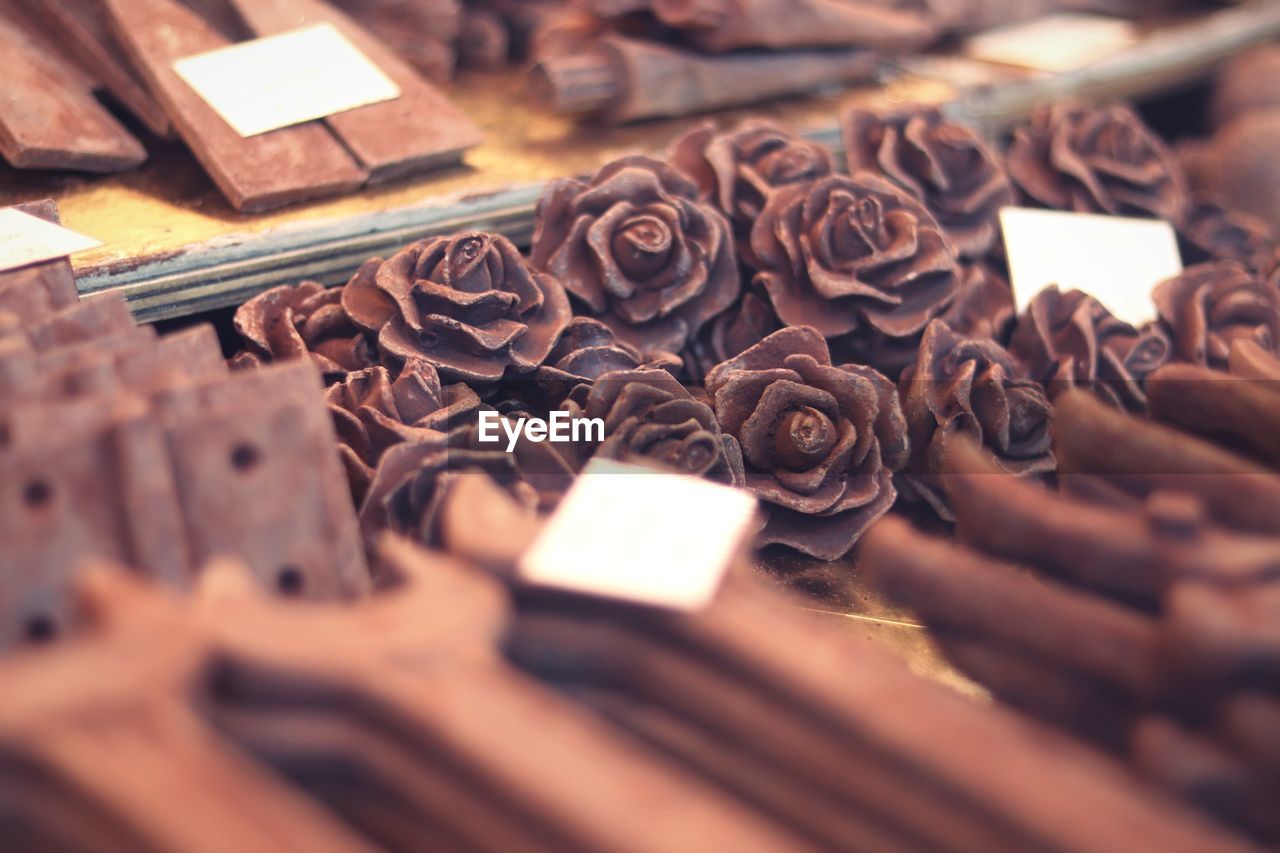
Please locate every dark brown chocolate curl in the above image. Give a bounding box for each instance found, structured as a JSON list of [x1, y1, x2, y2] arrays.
[[560, 368, 745, 485], [531, 155, 741, 354], [750, 173, 960, 341], [668, 119, 833, 246], [841, 105, 1013, 259], [706, 326, 907, 559], [1009, 286, 1171, 412], [1006, 102, 1188, 224], [1152, 261, 1280, 371], [231, 281, 375, 380], [325, 358, 481, 502], [899, 320, 1054, 520], [343, 232, 572, 384]]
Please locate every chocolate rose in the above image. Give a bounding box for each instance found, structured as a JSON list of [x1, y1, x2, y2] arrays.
[[558, 368, 745, 486], [1153, 261, 1280, 371], [325, 358, 480, 502], [682, 290, 781, 380], [231, 281, 374, 380], [1006, 102, 1188, 223], [359, 442, 540, 545], [899, 319, 1054, 520], [530, 155, 741, 354], [940, 262, 1016, 344], [341, 233, 571, 385], [750, 173, 959, 343], [668, 119, 833, 244], [706, 326, 908, 560], [1177, 200, 1277, 274], [1008, 286, 1171, 412], [522, 316, 682, 410], [842, 105, 1013, 259]]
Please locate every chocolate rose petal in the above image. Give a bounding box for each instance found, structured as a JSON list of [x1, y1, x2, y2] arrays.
[[341, 257, 397, 333], [1178, 200, 1276, 274], [232, 280, 373, 381], [759, 472, 898, 561], [1153, 261, 1280, 370], [940, 262, 1015, 343]]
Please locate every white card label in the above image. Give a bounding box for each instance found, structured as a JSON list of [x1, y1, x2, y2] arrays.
[[519, 459, 758, 612], [0, 209, 101, 273], [173, 23, 400, 138], [1000, 207, 1182, 327], [966, 13, 1137, 73]]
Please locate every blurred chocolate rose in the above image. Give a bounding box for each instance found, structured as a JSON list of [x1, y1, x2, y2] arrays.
[[325, 358, 480, 502], [1009, 286, 1171, 412], [1153, 261, 1280, 371], [842, 105, 1013, 259], [1177, 200, 1276, 274], [668, 119, 833, 247], [231, 281, 374, 380], [1006, 102, 1187, 223], [706, 326, 908, 559], [559, 367, 744, 485], [899, 319, 1054, 520], [530, 155, 741, 354], [940, 261, 1016, 344], [342, 233, 572, 385], [750, 173, 959, 343]]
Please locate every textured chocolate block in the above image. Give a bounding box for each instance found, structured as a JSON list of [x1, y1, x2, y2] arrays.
[[226, 0, 483, 182], [0, 9, 146, 172], [26, 292, 137, 352], [103, 0, 367, 211]]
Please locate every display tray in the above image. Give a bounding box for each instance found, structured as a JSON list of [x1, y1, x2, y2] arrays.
[[3, 1, 1277, 323]]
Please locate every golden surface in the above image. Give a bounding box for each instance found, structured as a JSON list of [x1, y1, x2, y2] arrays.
[[0, 70, 953, 276]]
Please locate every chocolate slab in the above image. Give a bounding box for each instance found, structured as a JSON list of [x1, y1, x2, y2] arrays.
[[225, 0, 483, 182], [102, 0, 367, 212], [23, 0, 175, 139], [0, 9, 146, 172]]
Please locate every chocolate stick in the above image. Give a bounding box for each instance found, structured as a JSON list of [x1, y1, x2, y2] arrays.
[[861, 516, 1162, 701], [1054, 388, 1280, 534], [0, 10, 145, 172], [102, 0, 367, 211], [530, 34, 877, 124], [634, 0, 937, 53], [1146, 362, 1280, 469], [224, 0, 483, 182], [1230, 339, 1280, 382]]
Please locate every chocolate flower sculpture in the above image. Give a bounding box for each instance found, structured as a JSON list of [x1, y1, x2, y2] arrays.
[[523, 316, 682, 410], [899, 320, 1055, 520], [842, 105, 1013, 259], [530, 155, 741, 354], [1153, 261, 1280, 371], [1006, 102, 1188, 223], [1177, 200, 1277, 275], [325, 358, 480, 503], [558, 368, 745, 486], [1008, 287, 1171, 412], [749, 173, 959, 342], [341, 233, 572, 385], [940, 262, 1016, 344], [231, 281, 374, 380], [668, 119, 833, 243], [706, 326, 908, 560]]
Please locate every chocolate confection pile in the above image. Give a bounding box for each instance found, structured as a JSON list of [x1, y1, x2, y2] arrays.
[[0, 0, 481, 211], [3, 65, 1280, 850]]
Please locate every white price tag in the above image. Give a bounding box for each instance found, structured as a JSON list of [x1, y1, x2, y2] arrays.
[[1000, 207, 1183, 327], [0, 209, 101, 273], [966, 13, 1137, 73], [173, 23, 400, 138], [520, 460, 758, 612]]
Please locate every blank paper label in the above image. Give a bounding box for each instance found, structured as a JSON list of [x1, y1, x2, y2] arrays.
[[1000, 207, 1183, 326], [0, 209, 100, 272], [173, 23, 400, 138], [520, 459, 758, 612]]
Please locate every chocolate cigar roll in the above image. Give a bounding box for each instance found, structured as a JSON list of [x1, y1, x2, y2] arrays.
[[1163, 581, 1280, 696], [531, 35, 877, 124], [1146, 363, 1280, 469], [861, 516, 1163, 702], [1217, 693, 1280, 776], [1054, 388, 1280, 535]]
